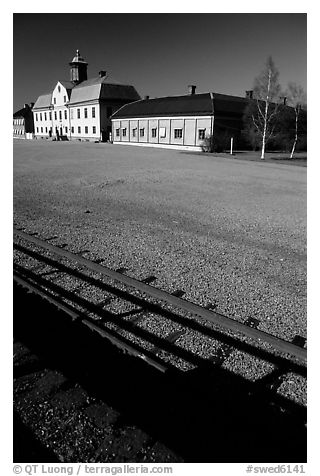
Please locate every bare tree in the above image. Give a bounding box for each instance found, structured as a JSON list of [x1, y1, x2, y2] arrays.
[[250, 56, 282, 159], [285, 82, 307, 158]]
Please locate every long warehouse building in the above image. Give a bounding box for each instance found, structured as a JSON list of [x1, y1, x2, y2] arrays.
[[111, 86, 250, 151]]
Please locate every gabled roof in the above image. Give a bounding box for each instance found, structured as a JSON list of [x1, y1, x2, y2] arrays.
[[68, 76, 140, 105], [58, 80, 75, 91], [33, 93, 52, 110], [112, 92, 250, 119]]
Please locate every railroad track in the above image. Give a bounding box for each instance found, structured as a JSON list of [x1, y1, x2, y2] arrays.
[[13, 227, 307, 398]]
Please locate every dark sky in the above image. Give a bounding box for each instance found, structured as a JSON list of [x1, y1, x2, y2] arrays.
[[13, 13, 307, 111]]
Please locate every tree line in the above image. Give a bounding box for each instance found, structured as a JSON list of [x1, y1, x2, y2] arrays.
[[203, 56, 307, 159]]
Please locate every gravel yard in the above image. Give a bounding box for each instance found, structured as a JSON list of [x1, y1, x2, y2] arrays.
[[13, 140, 307, 460], [13, 139, 307, 342]]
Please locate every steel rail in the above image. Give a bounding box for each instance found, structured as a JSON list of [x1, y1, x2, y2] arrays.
[[13, 272, 169, 373], [14, 228, 307, 364]]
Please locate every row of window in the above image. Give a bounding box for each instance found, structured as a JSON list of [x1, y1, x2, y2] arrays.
[[13, 119, 24, 125], [13, 129, 24, 135], [70, 126, 97, 134], [70, 107, 96, 120], [35, 107, 95, 122], [116, 127, 206, 140], [35, 110, 68, 122], [36, 126, 97, 134], [35, 106, 114, 122]]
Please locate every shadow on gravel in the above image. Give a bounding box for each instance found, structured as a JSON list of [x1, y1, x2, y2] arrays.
[[13, 282, 306, 463], [13, 411, 59, 462]]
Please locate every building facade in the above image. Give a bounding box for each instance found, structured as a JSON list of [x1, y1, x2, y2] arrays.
[[32, 50, 140, 142], [111, 87, 250, 151], [13, 103, 35, 139]]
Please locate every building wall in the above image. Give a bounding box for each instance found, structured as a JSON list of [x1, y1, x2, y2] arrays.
[[68, 103, 100, 140], [13, 118, 25, 138], [112, 116, 213, 150], [33, 103, 101, 141], [34, 109, 53, 137]]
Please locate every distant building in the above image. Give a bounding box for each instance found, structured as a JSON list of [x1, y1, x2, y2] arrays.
[[13, 103, 34, 139], [32, 50, 140, 142], [111, 86, 249, 151]]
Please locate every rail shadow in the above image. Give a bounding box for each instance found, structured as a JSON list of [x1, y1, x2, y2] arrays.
[[13, 282, 306, 463], [13, 243, 306, 377]]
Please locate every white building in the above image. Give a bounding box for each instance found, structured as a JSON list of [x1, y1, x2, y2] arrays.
[[33, 50, 140, 141]]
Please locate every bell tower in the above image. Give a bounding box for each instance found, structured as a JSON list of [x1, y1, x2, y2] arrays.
[[69, 50, 88, 85]]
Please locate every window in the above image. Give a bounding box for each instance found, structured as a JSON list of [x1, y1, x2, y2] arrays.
[[59, 111, 62, 121], [65, 127, 67, 133], [198, 129, 206, 140], [174, 129, 183, 139], [70, 109, 73, 119], [41, 127, 43, 133], [93, 126, 96, 134], [71, 126, 74, 133], [63, 95, 66, 103], [122, 128, 127, 137], [84, 108, 88, 118], [64, 110, 67, 120], [107, 107, 113, 118], [116, 128, 120, 137], [49, 112, 52, 120], [151, 128, 157, 138], [85, 126, 88, 134], [77, 109, 80, 119], [160, 127, 166, 138], [139, 128, 144, 137], [54, 98, 56, 104], [40, 113, 42, 121], [45, 127, 47, 133], [44, 112, 47, 121], [54, 111, 57, 120], [58, 85, 61, 93], [92, 107, 95, 118], [36, 127, 39, 133], [78, 126, 81, 133], [132, 128, 137, 137]]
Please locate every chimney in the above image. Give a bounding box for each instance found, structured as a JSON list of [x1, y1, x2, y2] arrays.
[[188, 85, 196, 95], [24, 103, 29, 109], [144, 95, 150, 100], [246, 90, 253, 99], [29, 102, 34, 109], [99, 70, 107, 78]]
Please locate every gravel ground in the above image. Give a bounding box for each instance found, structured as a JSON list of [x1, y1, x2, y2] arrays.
[[13, 139, 307, 401]]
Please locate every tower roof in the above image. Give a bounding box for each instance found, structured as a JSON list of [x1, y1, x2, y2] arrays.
[[70, 50, 88, 65]]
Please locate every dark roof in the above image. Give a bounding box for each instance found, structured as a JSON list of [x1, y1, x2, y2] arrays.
[[213, 93, 249, 116], [58, 80, 75, 90], [13, 107, 29, 118], [112, 92, 249, 119], [68, 76, 140, 105]]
